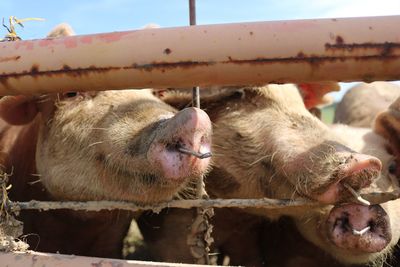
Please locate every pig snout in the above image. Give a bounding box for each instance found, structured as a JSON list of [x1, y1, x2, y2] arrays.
[[325, 204, 391, 253], [148, 107, 212, 181], [314, 153, 382, 204]]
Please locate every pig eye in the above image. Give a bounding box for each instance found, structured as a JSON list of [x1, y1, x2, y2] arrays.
[[309, 107, 322, 120], [388, 161, 397, 175], [64, 92, 78, 98]]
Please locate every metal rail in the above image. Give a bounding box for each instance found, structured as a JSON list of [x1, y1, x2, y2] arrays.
[[0, 15, 400, 95], [6, 190, 400, 213], [0, 251, 213, 267]]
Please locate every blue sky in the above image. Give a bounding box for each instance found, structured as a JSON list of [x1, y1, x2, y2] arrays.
[[1, 0, 399, 99], [1, 0, 399, 38]]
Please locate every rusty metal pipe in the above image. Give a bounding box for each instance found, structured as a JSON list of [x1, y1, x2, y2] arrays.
[[0, 251, 209, 267], [0, 15, 400, 95]]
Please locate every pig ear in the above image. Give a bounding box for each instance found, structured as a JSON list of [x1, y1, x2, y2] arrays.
[[153, 89, 192, 110], [0, 96, 39, 125], [47, 23, 75, 38], [374, 97, 400, 157], [298, 82, 340, 109]]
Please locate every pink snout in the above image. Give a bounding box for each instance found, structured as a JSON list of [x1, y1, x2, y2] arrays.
[[326, 204, 391, 253], [148, 107, 212, 181]]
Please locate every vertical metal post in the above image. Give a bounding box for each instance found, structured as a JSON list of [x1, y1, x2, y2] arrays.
[[189, 0, 200, 109], [189, 0, 197, 26], [188, 1, 212, 265]]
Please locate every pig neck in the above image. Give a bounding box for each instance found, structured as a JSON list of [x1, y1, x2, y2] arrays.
[[1, 117, 134, 257]]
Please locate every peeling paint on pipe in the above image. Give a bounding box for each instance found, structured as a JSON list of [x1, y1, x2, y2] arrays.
[[0, 15, 400, 95]]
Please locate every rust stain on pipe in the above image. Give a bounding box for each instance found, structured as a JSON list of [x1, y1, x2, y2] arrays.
[[0, 49, 399, 85], [1, 53, 398, 82], [224, 54, 400, 66], [0, 55, 21, 63], [0, 65, 120, 80], [132, 60, 215, 71], [325, 42, 400, 56]]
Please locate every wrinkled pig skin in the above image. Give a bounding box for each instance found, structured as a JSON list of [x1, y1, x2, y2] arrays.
[[334, 82, 400, 128], [0, 24, 212, 257]]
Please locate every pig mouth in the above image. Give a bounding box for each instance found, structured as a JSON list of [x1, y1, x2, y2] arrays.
[[311, 154, 381, 204], [325, 204, 391, 253]]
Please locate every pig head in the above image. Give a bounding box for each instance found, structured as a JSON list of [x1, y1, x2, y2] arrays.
[[164, 84, 381, 214], [1, 91, 211, 204], [293, 115, 400, 265], [334, 81, 400, 128]]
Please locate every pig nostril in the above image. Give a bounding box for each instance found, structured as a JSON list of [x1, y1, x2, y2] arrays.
[[368, 220, 377, 232], [334, 214, 351, 233], [388, 161, 397, 175]]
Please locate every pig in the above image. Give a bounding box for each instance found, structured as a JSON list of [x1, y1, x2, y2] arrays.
[[260, 94, 400, 267], [334, 81, 400, 128], [291, 123, 400, 266], [0, 24, 212, 258], [259, 97, 400, 266], [181, 84, 381, 208], [136, 83, 384, 265]]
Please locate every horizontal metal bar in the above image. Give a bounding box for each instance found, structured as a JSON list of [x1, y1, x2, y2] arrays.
[[8, 190, 400, 213], [0, 15, 400, 95], [0, 251, 210, 267]]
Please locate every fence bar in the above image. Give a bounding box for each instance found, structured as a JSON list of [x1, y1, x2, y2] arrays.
[[0, 251, 212, 267], [0, 15, 399, 95], [8, 189, 400, 213]]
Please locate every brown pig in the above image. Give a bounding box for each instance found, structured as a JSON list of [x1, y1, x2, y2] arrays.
[[137, 83, 383, 265], [334, 81, 400, 128], [0, 24, 212, 258]]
